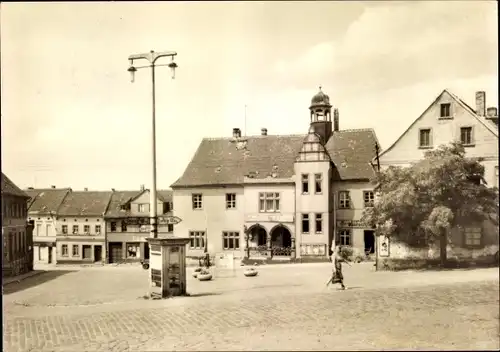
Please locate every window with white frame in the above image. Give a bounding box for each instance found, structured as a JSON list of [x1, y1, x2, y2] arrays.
[[84, 225, 90, 234], [126, 243, 140, 258], [460, 127, 473, 146], [302, 214, 310, 233], [440, 103, 451, 118], [315, 213, 322, 233], [301, 174, 309, 194], [338, 229, 352, 246], [167, 224, 174, 233], [314, 173, 322, 194], [95, 225, 101, 234], [222, 231, 240, 250], [464, 227, 482, 247], [226, 193, 236, 209], [258, 192, 280, 212], [72, 225, 79, 234], [363, 191, 374, 207], [192, 194, 203, 210], [419, 129, 432, 148], [62, 225, 68, 234], [339, 191, 350, 209], [72, 244, 79, 256], [36, 224, 41, 236], [138, 203, 149, 213], [62, 244, 68, 256], [110, 222, 117, 232], [189, 231, 205, 249], [121, 221, 127, 232]]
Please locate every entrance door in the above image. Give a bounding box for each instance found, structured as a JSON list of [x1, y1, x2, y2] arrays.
[[48, 246, 52, 264], [94, 245, 102, 262], [144, 242, 150, 260], [108, 243, 123, 263], [364, 230, 375, 255]]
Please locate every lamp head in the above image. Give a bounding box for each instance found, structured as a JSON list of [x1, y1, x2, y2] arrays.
[[127, 61, 137, 83], [168, 60, 178, 80]]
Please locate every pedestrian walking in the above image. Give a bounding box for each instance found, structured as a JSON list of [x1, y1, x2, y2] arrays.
[[326, 246, 352, 290]]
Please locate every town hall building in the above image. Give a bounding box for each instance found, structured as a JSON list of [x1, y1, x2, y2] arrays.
[[171, 88, 380, 261]]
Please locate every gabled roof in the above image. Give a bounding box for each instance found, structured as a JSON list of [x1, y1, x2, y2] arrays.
[[378, 89, 499, 160], [105, 189, 173, 218], [58, 191, 112, 216], [171, 129, 379, 188], [1, 173, 29, 198], [171, 134, 306, 188], [325, 129, 379, 181], [26, 188, 71, 214]]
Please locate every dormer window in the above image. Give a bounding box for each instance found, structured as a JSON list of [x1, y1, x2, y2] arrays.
[[440, 103, 451, 118], [138, 203, 149, 213], [163, 202, 172, 213]]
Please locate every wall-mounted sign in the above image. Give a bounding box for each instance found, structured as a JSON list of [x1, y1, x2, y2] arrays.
[[336, 220, 370, 229], [158, 216, 182, 225], [379, 236, 390, 257], [139, 225, 150, 233], [123, 217, 150, 226]]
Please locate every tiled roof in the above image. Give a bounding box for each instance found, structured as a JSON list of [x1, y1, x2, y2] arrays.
[[171, 129, 378, 188], [105, 190, 141, 218], [26, 188, 71, 214], [58, 191, 112, 216], [1, 173, 29, 198], [325, 129, 379, 181], [105, 189, 173, 218], [171, 135, 306, 188]]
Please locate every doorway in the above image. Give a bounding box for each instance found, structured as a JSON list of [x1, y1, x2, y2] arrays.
[[48, 246, 52, 264], [143, 242, 150, 260], [94, 245, 102, 262], [364, 230, 375, 255], [108, 242, 123, 263]]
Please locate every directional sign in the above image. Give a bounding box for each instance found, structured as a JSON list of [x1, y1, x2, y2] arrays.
[[158, 216, 182, 225]]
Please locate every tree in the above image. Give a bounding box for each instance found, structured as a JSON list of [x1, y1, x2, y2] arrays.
[[363, 142, 499, 266]]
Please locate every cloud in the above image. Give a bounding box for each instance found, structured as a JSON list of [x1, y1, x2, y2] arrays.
[[268, 1, 498, 96]]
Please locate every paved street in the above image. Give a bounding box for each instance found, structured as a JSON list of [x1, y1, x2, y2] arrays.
[[3, 263, 499, 351]]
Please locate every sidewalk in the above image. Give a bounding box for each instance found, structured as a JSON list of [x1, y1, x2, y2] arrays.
[[2, 270, 46, 286]]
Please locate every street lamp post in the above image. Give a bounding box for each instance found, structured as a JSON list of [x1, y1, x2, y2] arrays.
[[127, 50, 178, 239]]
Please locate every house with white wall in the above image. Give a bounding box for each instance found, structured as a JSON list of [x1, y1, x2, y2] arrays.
[[171, 88, 380, 262], [25, 186, 71, 265]]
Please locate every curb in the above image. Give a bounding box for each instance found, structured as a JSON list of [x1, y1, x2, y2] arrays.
[[3, 270, 47, 286]]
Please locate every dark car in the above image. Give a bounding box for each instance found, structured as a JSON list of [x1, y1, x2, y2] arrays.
[[140, 259, 149, 270]]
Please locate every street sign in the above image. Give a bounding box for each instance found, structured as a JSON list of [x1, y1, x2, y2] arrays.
[[158, 215, 182, 225]]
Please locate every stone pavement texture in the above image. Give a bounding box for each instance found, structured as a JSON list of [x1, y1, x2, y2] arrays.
[[3, 263, 499, 351]]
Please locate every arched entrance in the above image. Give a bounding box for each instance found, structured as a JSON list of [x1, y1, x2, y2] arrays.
[[247, 224, 268, 258], [270, 225, 292, 257]]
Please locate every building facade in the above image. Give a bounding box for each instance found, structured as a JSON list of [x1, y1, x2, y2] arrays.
[[25, 186, 71, 265], [378, 90, 498, 187], [376, 89, 499, 269], [171, 88, 380, 261], [55, 190, 112, 264], [2, 173, 33, 277], [104, 188, 174, 263]]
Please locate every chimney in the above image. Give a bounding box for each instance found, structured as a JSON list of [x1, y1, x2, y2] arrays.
[[486, 107, 498, 118], [28, 187, 34, 190], [232, 128, 241, 138], [84, 188, 88, 191], [111, 188, 115, 192], [475, 91, 486, 117], [140, 184, 145, 191], [333, 108, 340, 132], [51, 185, 56, 189], [261, 128, 268, 136]]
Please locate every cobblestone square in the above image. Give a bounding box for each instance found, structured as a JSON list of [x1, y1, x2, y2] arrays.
[[3, 263, 499, 351]]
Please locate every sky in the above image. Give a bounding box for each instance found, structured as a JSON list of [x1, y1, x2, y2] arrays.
[[1, 1, 498, 191]]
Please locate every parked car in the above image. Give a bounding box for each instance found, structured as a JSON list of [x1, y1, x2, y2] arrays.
[[141, 259, 149, 270]]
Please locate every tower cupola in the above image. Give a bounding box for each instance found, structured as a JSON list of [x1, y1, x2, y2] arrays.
[[309, 86, 333, 144]]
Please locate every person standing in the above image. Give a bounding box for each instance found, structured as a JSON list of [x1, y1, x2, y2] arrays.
[[327, 246, 352, 290]]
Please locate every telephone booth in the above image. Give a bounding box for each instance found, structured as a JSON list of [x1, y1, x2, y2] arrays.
[[146, 237, 190, 298]]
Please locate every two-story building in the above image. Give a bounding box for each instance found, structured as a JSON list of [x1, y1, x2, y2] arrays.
[[55, 189, 112, 264], [378, 90, 498, 186], [376, 89, 499, 268], [25, 186, 71, 265], [171, 88, 379, 261], [2, 173, 33, 277], [104, 187, 174, 263]]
